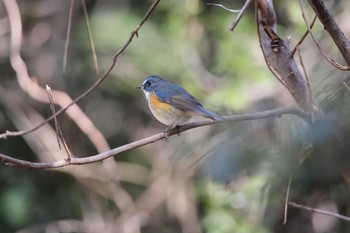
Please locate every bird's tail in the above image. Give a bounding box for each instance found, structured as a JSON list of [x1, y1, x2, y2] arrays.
[[198, 105, 226, 122]]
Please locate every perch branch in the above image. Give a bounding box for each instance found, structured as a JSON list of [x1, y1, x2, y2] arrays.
[[0, 107, 310, 169]]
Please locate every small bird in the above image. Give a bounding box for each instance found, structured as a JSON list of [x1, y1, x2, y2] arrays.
[[139, 75, 225, 131]]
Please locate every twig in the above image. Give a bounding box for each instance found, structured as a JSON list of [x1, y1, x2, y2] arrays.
[[291, 15, 317, 57], [63, 0, 75, 73], [296, 46, 314, 111], [229, 0, 252, 31], [0, 0, 161, 140], [206, 3, 241, 13], [343, 81, 350, 91], [46, 85, 61, 150], [298, 0, 350, 71], [46, 85, 72, 160], [3, 0, 109, 152], [0, 107, 310, 169], [289, 201, 350, 222], [81, 0, 99, 74], [306, 0, 350, 66], [283, 174, 293, 224]]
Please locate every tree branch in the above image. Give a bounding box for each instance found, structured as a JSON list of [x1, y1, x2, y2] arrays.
[[289, 201, 350, 222], [256, 0, 312, 113], [0, 0, 161, 140], [307, 0, 350, 66], [0, 107, 310, 169]]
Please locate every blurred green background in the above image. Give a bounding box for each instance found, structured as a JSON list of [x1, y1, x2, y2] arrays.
[[1, 0, 350, 232]]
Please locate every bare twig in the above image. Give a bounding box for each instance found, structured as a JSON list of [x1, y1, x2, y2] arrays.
[[81, 0, 99, 74], [46, 85, 72, 160], [46, 85, 61, 150], [63, 0, 75, 73], [289, 201, 350, 222], [0, 107, 310, 169], [229, 0, 252, 31], [298, 0, 350, 70], [283, 174, 293, 224], [296, 46, 314, 111], [206, 3, 241, 13], [291, 15, 317, 57], [306, 0, 350, 66], [0, 0, 161, 140], [3, 0, 109, 152], [343, 81, 350, 91]]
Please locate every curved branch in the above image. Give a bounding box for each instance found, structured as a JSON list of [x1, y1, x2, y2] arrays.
[[0, 107, 310, 169], [307, 0, 350, 67], [0, 0, 161, 140]]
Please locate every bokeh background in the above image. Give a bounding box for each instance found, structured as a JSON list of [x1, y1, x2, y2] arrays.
[[0, 0, 350, 232]]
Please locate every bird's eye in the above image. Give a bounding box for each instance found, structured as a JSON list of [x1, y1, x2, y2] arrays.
[[145, 80, 152, 87]]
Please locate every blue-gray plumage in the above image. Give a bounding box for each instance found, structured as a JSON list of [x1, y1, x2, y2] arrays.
[[140, 75, 225, 130]]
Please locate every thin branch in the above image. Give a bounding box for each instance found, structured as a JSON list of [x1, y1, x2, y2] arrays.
[[206, 3, 241, 13], [81, 0, 99, 74], [298, 0, 350, 71], [0, 107, 310, 169], [283, 174, 293, 224], [306, 0, 350, 66], [289, 201, 350, 222], [3, 0, 109, 152], [46, 85, 72, 160], [63, 0, 74, 73], [46, 85, 61, 150], [291, 15, 317, 57], [296, 46, 319, 123], [229, 0, 252, 31], [0, 0, 161, 140]]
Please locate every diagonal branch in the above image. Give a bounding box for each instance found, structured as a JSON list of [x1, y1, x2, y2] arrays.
[[289, 201, 350, 222], [299, 0, 350, 71], [256, 0, 312, 113], [306, 0, 350, 67], [0, 0, 161, 140], [0, 107, 310, 169]]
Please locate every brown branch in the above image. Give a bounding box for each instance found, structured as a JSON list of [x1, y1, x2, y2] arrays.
[[289, 202, 350, 222], [283, 174, 293, 224], [307, 0, 350, 66], [81, 0, 99, 74], [229, 0, 252, 31], [63, 0, 75, 73], [291, 15, 317, 57], [0, 107, 310, 169], [256, 0, 312, 113], [46, 85, 72, 160], [0, 0, 161, 140], [2, 0, 109, 152], [298, 0, 350, 71]]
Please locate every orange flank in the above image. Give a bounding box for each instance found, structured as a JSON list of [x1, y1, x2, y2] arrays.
[[150, 92, 172, 112]]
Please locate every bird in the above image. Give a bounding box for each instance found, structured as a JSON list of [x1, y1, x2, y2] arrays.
[[139, 75, 225, 131]]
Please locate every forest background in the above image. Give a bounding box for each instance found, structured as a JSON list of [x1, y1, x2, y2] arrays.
[[0, 0, 350, 232]]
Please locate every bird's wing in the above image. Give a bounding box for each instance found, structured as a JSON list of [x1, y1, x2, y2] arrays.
[[154, 85, 202, 113]]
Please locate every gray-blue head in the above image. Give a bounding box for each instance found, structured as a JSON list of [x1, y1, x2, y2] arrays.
[[140, 75, 168, 92]]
